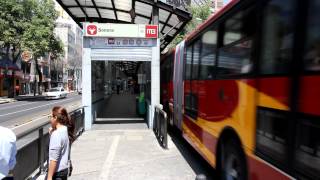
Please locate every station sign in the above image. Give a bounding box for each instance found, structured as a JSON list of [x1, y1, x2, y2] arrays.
[[83, 23, 158, 38], [83, 37, 156, 48]]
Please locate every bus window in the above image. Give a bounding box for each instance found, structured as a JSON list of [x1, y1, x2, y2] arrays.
[[200, 28, 217, 80], [217, 5, 255, 77], [217, 39, 253, 76], [259, 0, 295, 75], [223, 5, 256, 45], [303, 0, 320, 72], [294, 118, 320, 178], [185, 45, 192, 80], [192, 40, 201, 80]]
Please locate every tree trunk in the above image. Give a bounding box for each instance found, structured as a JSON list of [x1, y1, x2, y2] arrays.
[[35, 58, 43, 95]]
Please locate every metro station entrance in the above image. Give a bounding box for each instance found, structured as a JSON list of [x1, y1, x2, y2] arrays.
[[92, 60, 151, 119], [82, 23, 159, 129]]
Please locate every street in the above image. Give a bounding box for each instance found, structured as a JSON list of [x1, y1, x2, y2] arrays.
[[0, 93, 81, 128]]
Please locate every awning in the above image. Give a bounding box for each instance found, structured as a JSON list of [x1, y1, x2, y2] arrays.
[[56, 0, 192, 51]]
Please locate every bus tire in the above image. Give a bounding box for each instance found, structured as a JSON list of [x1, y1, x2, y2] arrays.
[[218, 138, 248, 180]]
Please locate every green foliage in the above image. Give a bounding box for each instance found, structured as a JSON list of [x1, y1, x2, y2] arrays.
[[0, 0, 64, 60], [22, 0, 59, 58], [0, 0, 64, 95], [167, 2, 212, 50]]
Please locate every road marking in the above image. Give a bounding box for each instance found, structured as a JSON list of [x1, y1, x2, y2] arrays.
[[11, 102, 81, 130], [99, 135, 120, 180], [0, 97, 79, 117], [0, 101, 37, 110]]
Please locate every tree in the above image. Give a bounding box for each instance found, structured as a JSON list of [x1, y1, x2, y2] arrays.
[[167, 2, 212, 49], [0, 0, 63, 96], [0, 0, 36, 97], [21, 0, 63, 95]]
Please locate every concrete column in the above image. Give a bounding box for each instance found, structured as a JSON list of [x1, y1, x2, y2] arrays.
[[82, 48, 92, 130], [149, 3, 160, 128]]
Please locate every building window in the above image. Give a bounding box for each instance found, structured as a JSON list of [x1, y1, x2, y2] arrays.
[[259, 0, 295, 75]]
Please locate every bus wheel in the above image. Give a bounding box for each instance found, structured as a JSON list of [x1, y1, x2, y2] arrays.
[[219, 139, 248, 180]]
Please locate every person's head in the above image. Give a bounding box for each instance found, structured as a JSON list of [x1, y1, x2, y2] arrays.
[[51, 106, 75, 143], [51, 106, 69, 128]]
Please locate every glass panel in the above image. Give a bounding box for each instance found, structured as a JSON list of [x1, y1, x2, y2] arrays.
[[114, 0, 132, 11], [62, 0, 77, 6], [95, 0, 112, 8], [303, 0, 320, 72], [256, 109, 288, 165], [200, 28, 217, 79], [294, 119, 320, 178], [68, 7, 85, 17], [99, 9, 116, 19], [135, 2, 152, 17], [185, 45, 192, 80], [223, 6, 255, 45], [259, 0, 295, 75], [85, 8, 99, 17], [192, 40, 201, 80], [78, 0, 93, 6], [217, 39, 253, 76], [117, 11, 131, 22]]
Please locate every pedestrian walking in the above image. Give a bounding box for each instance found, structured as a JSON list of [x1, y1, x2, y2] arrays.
[[0, 126, 17, 180], [116, 77, 121, 95], [47, 106, 74, 180]]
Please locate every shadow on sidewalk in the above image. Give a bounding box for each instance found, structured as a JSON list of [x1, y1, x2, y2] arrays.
[[168, 126, 217, 180]]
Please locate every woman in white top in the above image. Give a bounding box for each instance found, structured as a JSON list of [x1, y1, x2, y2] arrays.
[[47, 106, 74, 180]]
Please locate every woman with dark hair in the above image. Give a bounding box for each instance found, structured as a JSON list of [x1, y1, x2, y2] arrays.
[[47, 106, 74, 180]]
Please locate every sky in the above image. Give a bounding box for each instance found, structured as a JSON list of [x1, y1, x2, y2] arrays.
[[224, 0, 230, 5]]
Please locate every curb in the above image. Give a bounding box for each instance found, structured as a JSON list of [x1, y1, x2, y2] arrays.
[[16, 96, 45, 101]]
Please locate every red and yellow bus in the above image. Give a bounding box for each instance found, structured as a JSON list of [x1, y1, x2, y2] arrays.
[[160, 0, 320, 179]]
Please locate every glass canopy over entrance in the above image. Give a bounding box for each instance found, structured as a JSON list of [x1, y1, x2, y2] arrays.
[[56, 0, 191, 50]]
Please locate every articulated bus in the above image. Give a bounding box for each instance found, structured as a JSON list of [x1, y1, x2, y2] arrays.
[[160, 0, 320, 179]]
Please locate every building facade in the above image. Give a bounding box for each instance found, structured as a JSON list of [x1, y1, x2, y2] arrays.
[[54, 2, 83, 91]]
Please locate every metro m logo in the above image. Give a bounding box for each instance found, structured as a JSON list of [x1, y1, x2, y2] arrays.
[[145, 25, 158, 38], [87, 24, 97, 35]]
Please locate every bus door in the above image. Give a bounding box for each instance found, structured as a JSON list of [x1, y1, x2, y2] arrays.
[[173, 41, 185, 130], [190, 40, 201, 120], [184, 39, 201, 120]]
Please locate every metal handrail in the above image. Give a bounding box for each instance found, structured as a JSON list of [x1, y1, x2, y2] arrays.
[[12, 107, 85, 180], [153, 104, 168, 149]]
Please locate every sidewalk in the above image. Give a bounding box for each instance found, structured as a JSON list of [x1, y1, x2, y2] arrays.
[[67, 123, 209, 180], [0, 96, 16, 104]]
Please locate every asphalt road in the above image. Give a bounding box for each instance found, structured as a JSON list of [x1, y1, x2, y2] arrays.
[[0, 93, 81, 128]]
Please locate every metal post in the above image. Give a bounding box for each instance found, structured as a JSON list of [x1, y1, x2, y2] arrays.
[[163, 112, 168, 149], [38, 128, 44, 173]]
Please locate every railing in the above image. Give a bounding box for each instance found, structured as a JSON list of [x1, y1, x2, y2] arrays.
[[153, 104, 168, 149], [12, 107, 85, 180]]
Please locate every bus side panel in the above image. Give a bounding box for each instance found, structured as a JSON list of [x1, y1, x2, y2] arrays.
[[298, 75, 320, 116], [173, 41, 185, 130]]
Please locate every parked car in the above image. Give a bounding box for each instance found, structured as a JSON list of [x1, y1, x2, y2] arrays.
[[44, 87, 67, 100]]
